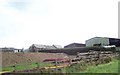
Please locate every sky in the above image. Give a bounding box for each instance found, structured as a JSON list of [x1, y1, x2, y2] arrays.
[[0, 0, 119, 49]]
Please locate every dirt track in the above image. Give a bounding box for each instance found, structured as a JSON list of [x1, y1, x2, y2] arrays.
[[1, 52, 68, 67]]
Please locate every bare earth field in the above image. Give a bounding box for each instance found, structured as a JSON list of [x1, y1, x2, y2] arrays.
[[1, 52, 68, 67]]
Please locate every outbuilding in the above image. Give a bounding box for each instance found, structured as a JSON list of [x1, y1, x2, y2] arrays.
[[0, 47, 23, 52], [29, 44, 62, 52], [86, 37, 120, 47], [64, 43, 85, 48]]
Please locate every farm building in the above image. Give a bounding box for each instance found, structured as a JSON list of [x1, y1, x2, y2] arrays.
[[86, 37, 120, 47], [0, 47, 23, 52], [53, 45, 62, 48], [29, 44, 62, 52], [64, 43, 85, 48]]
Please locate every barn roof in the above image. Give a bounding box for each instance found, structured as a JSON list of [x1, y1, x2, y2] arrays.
[[86, 37, 120, 41], [33, 44, 46, 48], [53, 45, 62, 48], [32, 44, 58, 49]]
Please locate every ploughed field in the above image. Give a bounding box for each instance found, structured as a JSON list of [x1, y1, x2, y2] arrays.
[[1, 52, 67, 67]]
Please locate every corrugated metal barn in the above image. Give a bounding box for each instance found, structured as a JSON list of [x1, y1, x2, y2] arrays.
[[86, 37, 120, 47]]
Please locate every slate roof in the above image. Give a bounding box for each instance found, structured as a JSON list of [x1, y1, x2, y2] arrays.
[[45, 45, 56, 49], [33, 44, 46, 49], [64, 43, 85, 48], [33, 44, 60, 49], [53, 45, 62, 48]]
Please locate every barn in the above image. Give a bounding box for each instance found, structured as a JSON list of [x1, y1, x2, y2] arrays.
[[29, 44, 62, 52], [64, 43, 85, 48], [86, 37, 120, 47]]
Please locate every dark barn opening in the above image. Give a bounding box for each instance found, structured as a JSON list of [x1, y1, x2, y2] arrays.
[[109, 38, 120, 47]]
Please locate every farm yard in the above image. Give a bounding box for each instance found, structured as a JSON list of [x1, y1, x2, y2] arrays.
[[1, 48, 119, 74], [1, 37, 120, 74]]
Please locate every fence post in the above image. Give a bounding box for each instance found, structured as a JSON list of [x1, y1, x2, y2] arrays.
[[55, 59, 58, 73]]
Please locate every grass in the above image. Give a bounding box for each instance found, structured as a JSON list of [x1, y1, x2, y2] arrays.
[[2, 62, 53, 72], [2, 59, 119, 73], [62, 59, 118, 73], [81, 59, 118, 73], [62, 61, 87, 73]]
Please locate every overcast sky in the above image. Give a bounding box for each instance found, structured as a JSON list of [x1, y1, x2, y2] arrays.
[[0, 0, 119, 49]]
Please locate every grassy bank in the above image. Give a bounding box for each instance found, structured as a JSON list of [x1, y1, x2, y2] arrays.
[[84, 59, 118, 73], [1, 59, 119, 73], [2, 62, 53, 72], [63, 59, 118, 73]]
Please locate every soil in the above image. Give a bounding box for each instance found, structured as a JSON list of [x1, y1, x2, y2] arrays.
[[1, 52, 68, 67]]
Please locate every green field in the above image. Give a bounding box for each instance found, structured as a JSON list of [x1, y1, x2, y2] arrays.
[[2, 62, 53, 72]]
